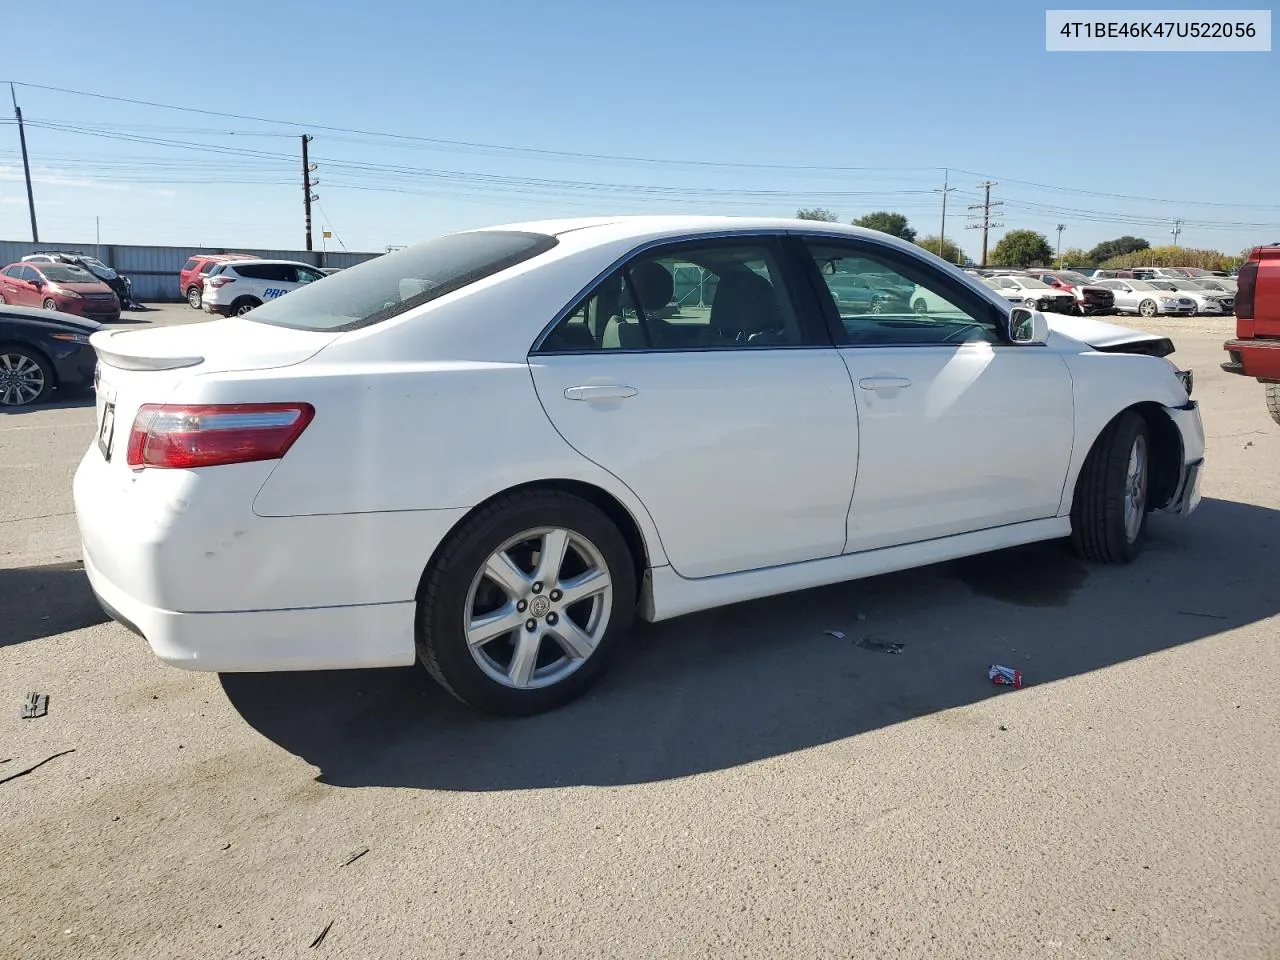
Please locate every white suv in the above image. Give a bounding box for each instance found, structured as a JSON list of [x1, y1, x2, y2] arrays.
[[201, 259, 327, 317]]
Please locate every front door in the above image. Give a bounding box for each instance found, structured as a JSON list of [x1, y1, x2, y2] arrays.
[[795, 237, 1075, 553], [529, 236, 859, 580]]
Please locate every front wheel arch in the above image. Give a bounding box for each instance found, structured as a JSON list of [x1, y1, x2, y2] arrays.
[[1072, 403, 1184, 515]]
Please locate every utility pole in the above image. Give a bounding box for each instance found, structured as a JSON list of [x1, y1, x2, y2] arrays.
[[10, 83, 38, 243], [1055, 223, 1065, 263], [935, 169, 957, 260], [301, 134, 316, 251], [965, 180, 1003, 266], [1170, 218, 1183, 247]]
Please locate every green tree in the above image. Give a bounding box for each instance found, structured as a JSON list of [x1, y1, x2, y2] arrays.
[[1057, 247, 1095, 269], [914, 235, 967, 265], [991, 230, 1054, 268], [851, 211, 916, 242], [1088, 235, 1150, 262], [1100, 245, 1238, 272], [795, 207, 839, 222]]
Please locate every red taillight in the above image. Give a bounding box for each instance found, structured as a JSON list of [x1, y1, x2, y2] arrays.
[[206, 277, 236, 288], [1234, 251, 1259, 320], [126, 403, 314, 469]]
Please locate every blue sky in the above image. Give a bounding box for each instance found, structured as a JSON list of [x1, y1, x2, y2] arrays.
[[0, 0, 1274, 258]]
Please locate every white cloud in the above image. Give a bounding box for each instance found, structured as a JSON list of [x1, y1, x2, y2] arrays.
[[0, 165, 128, 192], [152, 188, 178, 199]]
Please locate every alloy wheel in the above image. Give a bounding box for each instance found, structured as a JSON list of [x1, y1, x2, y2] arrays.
[[0, 352, 46, 406], [464, 527, 613, 690], [1123, 434, 1148, 543]]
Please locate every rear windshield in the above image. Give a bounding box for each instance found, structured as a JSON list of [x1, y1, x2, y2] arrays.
[[248, 230, 559, 332]]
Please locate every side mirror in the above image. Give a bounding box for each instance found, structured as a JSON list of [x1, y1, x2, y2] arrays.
[[31, 277, 44, 288], [1009, 306, 1049, 345]]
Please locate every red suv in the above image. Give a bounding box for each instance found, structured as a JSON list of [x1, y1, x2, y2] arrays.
[[180, 253, 255, 309], [1222, 243, 1280, 424]]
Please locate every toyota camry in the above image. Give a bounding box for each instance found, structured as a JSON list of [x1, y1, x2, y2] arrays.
[[74, 216, 1205, 715]]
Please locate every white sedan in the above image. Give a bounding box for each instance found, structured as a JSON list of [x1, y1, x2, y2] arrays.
[[75, 216, 1205, 716]]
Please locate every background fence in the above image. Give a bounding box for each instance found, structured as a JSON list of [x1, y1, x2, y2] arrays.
[[0, 240, 384, 301]]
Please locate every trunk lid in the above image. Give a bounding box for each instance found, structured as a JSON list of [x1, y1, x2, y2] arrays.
[[88, 317, 340, 472]]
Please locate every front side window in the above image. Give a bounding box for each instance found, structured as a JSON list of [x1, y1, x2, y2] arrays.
[[539, 240, 804, 352], [804, 240, 1003, 346]]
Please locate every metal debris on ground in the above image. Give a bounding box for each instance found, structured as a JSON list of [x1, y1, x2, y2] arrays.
[[823, 630, 846, 640], [309, 921, 334, 949], [1177, 609, 1228, 620], [855, 637, 904, 655], [988, 664, 1023, 688], [341, 846, 369, 867], [0, 749, 76, 787], [20, 693, 49, 720]]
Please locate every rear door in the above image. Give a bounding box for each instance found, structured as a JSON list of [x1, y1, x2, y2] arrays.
[[529, 235, 859, 580], [1, 266, 28, 305], [794, 235, 1075, 553]]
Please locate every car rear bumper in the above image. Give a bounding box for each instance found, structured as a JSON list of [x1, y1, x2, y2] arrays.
[[1222, 338, 1280, 381], [82, 549, 416, 671], [72, 442, 467, 671]]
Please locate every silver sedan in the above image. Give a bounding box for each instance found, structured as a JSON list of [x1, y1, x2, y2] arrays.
[[1095, 279, 1197, 318]]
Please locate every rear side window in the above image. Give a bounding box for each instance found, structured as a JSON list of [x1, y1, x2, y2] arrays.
[[235, 263, 296, 282], [247, 230, 559, 332], [183, 258, 200, 272], [199, 260, 220, 275]]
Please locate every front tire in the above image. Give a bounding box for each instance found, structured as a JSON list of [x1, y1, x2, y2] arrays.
[[42, 298, 57, 311], [912, 298, 928, 315], [0, 344, 54, 407], [1071, 410, 1151, 563], [1138, 299, 1158, 318], [416, 489, 637, 716], [1266, 383, 1280, 427]]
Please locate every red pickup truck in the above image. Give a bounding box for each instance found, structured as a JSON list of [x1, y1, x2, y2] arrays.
[[1222, 243, 1280, 424]]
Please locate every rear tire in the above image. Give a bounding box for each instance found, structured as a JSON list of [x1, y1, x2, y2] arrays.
[[1071, 410, 1151, 564], [230, 297, 261, 317], [0, 344, 54, 407], [186, 286, 202, 309], [1266, 383, 1280, 427], [415, 489, 636, 716]]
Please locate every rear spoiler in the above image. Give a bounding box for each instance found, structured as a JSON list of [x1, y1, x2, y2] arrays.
[[90, 329, 203, 372]]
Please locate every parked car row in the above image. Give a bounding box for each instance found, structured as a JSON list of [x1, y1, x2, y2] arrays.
[[963, 266, 1236, 317]]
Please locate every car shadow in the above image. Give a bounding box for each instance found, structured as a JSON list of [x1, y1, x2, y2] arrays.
[[0, 393, 96, 415], [220, 497, 1278, 792], [0, 560, 109, 647]]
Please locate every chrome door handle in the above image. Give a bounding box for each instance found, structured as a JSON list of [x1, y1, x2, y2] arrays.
[[564, 384, 639, 401], [858, 376, 912, 391]]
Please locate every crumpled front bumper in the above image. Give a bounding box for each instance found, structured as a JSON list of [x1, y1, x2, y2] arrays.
[[1159, 401, 1205, 516]]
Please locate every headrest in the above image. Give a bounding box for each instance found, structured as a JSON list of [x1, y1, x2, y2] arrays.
[[628, 261, 674, 315]]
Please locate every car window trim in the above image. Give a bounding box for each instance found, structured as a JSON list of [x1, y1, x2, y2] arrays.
[[786, 232, 1016, 348], [530, 230, 833, 356]]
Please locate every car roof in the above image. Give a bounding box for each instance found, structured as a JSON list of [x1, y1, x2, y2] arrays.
[[222, 258, 318, 267]]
